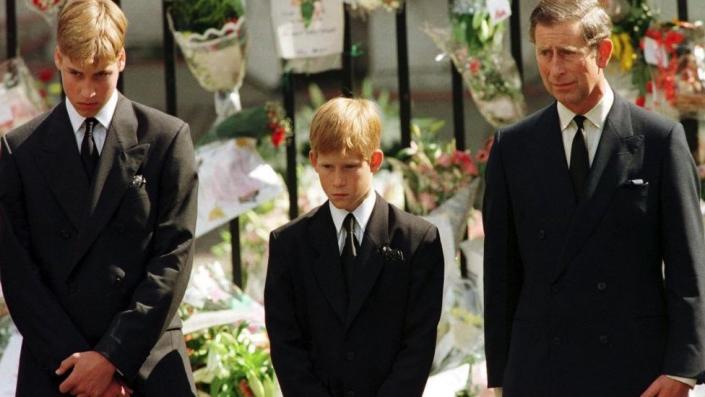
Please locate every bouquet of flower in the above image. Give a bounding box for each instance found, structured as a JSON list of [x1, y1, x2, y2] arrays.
[[187, 322, 279, 397], [0, 57, 47, 135], [603, 0, 656, 105], [26, 0, 66, 23], [387, 119, 480, 215], [426, 0, 526, 127], [344, 0, 403, 17], [168, 0, 248, 122], [643, 21, 705, 119]]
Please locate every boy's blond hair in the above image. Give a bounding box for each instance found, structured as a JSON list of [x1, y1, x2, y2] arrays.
[[57, 0, 127, 66], [309, 97, 381, 160]]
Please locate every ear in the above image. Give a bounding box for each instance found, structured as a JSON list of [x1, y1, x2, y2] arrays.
[[309, 150, 318, 168], [117, 48, 126, 72], [596, 38, 613, 69], [54, 47, 63, 70], [369, 149, 384, 173]]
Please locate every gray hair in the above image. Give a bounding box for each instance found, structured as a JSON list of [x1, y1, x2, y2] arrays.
[[529, 0, 612, 46]]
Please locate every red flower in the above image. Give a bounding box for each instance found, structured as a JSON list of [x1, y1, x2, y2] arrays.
[[468, 59, 481, 75], [37, 67, 54, 83], [238, 379, 254, 397], [635, 95, 646, 107], [645, 80, 653, 94], [271, 126, 285, 148], [664, 30, 685, 52]]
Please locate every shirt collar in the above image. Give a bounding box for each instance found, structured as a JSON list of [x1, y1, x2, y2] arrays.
[[556, 83, 614, 131], [65, 89, 119, 132], [329, 189, 377, 236]]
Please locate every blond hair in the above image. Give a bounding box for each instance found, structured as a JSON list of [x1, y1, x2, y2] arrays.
[[529, 0, 611, 46], [57, 0, 127, 66], [309, 97, 381, 160]]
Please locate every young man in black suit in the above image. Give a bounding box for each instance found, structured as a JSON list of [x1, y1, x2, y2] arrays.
[[483, 1, 705, 396], [264, 97, 444, 397], [0, 0, 198, 395]]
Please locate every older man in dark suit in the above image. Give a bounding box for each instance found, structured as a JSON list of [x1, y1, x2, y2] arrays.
[[483, 1, 705, 397], [0, 1, 197, 396]]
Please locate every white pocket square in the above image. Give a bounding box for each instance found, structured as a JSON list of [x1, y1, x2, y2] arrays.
[[625, 178, 648, 186]]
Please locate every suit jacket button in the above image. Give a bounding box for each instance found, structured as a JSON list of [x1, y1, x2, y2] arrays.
[[597, 282, 607, 291], [599, 335, 609, 344], [538, 229, 546, 240], [59, 229, 72, 240], [346, 351, 355, 361]]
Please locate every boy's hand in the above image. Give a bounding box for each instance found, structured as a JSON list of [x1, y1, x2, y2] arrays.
[[56, 351, 116, 396]]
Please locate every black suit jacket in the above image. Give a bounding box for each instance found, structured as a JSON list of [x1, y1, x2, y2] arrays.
[[0, 95, 198, 396], [264, 194, 444, 397], [483, 94, 705, 397]]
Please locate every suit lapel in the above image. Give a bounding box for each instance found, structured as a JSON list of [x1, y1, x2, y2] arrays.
[[32, 104, 90, 229], [553, 95, 643, 281], [63, 96, 150, 279], [309, 204, 348, 323], [346, 194, 389, 330]]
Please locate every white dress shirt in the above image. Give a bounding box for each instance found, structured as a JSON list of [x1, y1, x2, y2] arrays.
[[329, 189, 376, 254], [67, 89, 119, 155], [557, 85, 613, 168]]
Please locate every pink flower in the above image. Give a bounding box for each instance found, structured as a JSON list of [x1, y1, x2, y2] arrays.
[[436, 153, 452, 167], [418, 192, 438, 212]]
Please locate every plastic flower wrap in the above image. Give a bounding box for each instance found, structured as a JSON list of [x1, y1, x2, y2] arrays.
[[387, 120, 480, 216], [0, 58, 47, 135], [643, 21, 705, 119], [26, 0, 66, 24], [426, 0, 526, 127], [344, 0, 403, 17], [168, 0, 248, 123]]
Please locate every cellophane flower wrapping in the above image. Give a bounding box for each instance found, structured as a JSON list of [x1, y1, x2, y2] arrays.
[[168, 13, 248, 123], [425, 0, 526, 128], [0, 58, 47, 135]]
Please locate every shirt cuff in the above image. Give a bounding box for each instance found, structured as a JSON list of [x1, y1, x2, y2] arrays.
[[666, 375, 696, 388]]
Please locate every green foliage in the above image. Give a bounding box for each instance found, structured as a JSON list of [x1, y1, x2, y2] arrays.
[[451, 10, 504, 54], [170, 0, 245, 34], [188, 323, 277, 397]]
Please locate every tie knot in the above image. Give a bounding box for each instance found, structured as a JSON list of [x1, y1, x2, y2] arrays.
[[84, 117, 98, 136], [573, 115, 586, 130]]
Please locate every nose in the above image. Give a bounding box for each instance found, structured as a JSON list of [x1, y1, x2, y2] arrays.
[[79, 82, 96, 99], [549, 54, 565, 77], [333, 170, 345, 187]]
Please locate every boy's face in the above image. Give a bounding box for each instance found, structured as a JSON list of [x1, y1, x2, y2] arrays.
[[54, 48, 126, 118], [310, 149, 384, 212]]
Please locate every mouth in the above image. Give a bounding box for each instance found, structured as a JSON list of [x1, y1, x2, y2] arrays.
[[331, 194, 348, 200]]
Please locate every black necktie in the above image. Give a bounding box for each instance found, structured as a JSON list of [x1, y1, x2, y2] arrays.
[[80, 117, 99, 180], [570, 115, 590, 202], [341, 213, 359, 304]]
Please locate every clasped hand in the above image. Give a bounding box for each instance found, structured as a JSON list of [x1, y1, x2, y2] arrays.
[[55, 351, 132, 397]]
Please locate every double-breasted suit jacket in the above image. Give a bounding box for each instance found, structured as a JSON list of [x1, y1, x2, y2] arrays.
[[0, 95, 198, 396], [483, 93, 705, 397], [264, 194, 444, 397]]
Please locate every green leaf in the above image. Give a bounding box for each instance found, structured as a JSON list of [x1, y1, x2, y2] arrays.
[[301, 1, 315, 28]]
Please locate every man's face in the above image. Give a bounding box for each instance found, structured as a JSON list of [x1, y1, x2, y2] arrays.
[[54, 48, 125, 118], [534, 20, 612, 114], [310, 148, 383, 212]]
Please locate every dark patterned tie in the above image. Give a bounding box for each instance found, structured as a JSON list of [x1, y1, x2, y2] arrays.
[[80, 117, 99, 180], [341, 213, 360, 305], [570, 115, 590, 202]]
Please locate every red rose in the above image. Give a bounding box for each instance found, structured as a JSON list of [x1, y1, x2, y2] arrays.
[[635, 95, 646, 107], [37, 67, 54, 83], [271, 126, 285, 148]]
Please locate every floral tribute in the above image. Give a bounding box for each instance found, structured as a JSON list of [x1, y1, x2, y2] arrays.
[[26, 0, 66, 23], [168, 0, 248, 122], [387, 120, 485, 215], [344, 0, 404, 16], [426, 0, 526, 127]]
